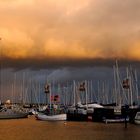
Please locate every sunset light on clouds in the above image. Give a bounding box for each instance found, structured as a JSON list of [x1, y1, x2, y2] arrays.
[[0, 0, 140, 68]]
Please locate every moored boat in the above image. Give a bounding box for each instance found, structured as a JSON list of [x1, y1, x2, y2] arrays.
[[134, 112, 140, 124], [0, 101, 28, 119], [0, 108, 28, 119], [103, 117, 129, 124], [36, 113, 66, 121]]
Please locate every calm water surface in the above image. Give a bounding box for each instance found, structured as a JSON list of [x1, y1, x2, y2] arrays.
[[0, 116, 139, 140]]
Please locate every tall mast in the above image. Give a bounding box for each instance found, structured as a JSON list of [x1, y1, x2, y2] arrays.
[[115, 60, 121, 106], [85, 80, 88, 108], [134, 70, 139, 104], [73, 80, 76, 106]]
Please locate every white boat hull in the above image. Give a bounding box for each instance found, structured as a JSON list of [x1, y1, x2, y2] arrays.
[[36, 113, 67, 121], [134, 119, 140, 125], [0, 112, 28, 119], [134, 112, 140, 125], [103, 118, 129, 124]]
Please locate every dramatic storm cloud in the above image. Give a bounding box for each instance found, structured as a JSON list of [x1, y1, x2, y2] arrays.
[[0, 0, 140, 69]]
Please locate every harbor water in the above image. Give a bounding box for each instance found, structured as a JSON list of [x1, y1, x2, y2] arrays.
[[0, 116, 140, 140]]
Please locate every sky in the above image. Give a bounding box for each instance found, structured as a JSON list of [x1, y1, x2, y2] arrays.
[[0, 0, 140, 102], [0, 0, 140, 69]]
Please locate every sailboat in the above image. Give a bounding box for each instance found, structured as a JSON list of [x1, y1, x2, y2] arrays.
[[0, 38, 28, 119], [134, 112, 140, 124], [0, 100, 28, 119], [0, 108, 28, 119], [36, 113, 66, 121], [35, 83, 67, 121]]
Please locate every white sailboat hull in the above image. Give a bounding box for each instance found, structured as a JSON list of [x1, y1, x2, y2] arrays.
[[134, 112, 140, 125], [0, 111, 28, 119], [134, 119, 140, 125], [36, 113, 67, 121], [103, 118, 129, 124]]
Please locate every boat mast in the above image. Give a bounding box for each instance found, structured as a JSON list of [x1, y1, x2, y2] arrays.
[[115, 60, 121, 106], [85, 80, 88, 108], [49, 83, 52, 111], [134, 70, 139, 104], [73, 80, 76, 106]]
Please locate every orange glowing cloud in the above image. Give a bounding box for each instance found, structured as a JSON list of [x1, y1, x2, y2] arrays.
[[0, 0, 140, 67], [128, 43, 140, 61]]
